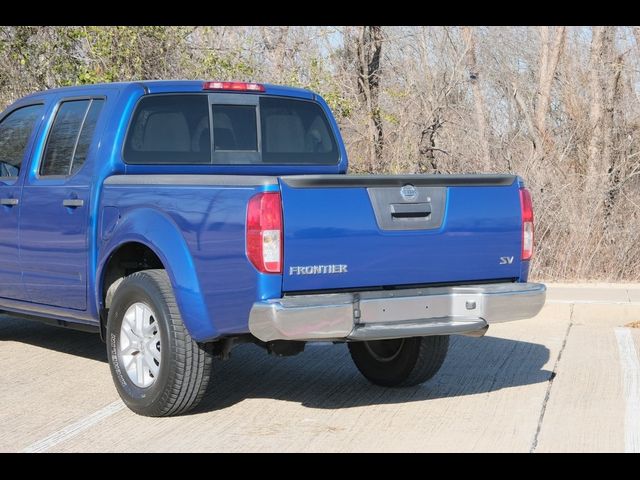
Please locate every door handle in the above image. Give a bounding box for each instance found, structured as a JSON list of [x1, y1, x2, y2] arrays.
[[390, 203, 431, 219], [0, 198, 19, 206], [63, 199, 84, 208]]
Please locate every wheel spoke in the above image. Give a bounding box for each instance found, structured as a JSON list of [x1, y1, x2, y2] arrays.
[[143, 318, 156, 336], [135, 355, 144, 385], [123, 309, 135, 327], [124, 354, 136, 371], [144, 353, 160, 377], [121, 326, 137, 345], [121, 344, 138, 355], [135, 304, 144, 337], [150, 344, 161, 363]]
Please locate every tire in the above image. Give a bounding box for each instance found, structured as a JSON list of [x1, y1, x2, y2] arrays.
[[106, 269, 213, 417], [348, 335, 449, 387]]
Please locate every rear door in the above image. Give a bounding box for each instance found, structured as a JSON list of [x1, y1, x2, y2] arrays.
[[0, 103, 44, 301], [280, 175, 523, 292], [19, 97, 105, 309]]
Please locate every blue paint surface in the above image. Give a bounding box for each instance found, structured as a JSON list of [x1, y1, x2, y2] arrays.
[[280, 182, 523, 292]]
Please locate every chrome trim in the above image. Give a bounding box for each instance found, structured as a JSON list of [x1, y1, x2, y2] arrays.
[[62, 199, 84, 208], [248, 282, 546, 342], [248, 293, 355, 342], [348, 318, 488, 341]]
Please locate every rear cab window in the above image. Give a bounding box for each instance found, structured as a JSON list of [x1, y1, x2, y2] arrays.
[[260, 97, 337, 164], [124, 95, 210, 165], [123, 93, 339, 166]]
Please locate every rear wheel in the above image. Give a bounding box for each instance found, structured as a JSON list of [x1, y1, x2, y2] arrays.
[[348, 335, 449, 387], [106, 269, 213, 417]]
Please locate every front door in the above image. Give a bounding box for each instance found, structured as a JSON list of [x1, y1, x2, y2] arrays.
[[20, 98, 105, 310], [0, 104, 45, 301]]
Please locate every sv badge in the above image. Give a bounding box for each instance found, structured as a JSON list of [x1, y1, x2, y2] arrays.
[[499, 256, 514, 265]]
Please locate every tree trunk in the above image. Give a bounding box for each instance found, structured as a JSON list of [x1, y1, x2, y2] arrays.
[[261, 26, 290, 82], [510, 28, 565, 169], [603, 29, 622, 220], [462, 26, 491, 169], [356, 26, 384, 171], [535, 26, 566, 146], [587, 26, 606, 183], [632, 26, 640, 52], [587, 27, 619, 221]]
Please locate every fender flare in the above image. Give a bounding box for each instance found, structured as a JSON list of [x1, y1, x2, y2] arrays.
[[97, 207, 217, 341]]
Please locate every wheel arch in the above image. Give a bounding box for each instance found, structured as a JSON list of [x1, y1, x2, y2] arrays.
[[97, 207, 217, 341]]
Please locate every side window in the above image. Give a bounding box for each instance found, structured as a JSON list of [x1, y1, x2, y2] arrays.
[[40, 99, 104, 177], [71, 100, 104, 174], [124, 95, 211, 164], [0, 104, 44, 178]]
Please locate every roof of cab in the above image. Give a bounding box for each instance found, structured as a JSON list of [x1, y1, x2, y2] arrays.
[[19, 80, 315, 101]]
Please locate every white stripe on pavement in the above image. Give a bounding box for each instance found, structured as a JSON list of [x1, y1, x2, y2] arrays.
[[615, 328, 640, 453], [21, 401, 125, 453]]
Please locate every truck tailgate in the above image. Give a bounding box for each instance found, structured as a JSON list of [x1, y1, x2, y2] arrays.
[[279, 174, 523, 292]]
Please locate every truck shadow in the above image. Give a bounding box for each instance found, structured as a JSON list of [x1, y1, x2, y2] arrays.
[[0, 316, 107, 363], [0, 317, 552, 412], [194, 334, 552, 413]]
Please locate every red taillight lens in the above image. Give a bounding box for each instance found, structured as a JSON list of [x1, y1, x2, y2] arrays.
[[203, 81, 265, 92], [519, 187, 534, 261], [246, 192, 283, 273]]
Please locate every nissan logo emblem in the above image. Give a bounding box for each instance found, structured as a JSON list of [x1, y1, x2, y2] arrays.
[[400, 184, 417, 201]]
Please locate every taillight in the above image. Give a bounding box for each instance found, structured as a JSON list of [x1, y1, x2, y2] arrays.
[[246, 192, 283, 273], [203, 81, 265, 92], [520, 187, 534, 261]]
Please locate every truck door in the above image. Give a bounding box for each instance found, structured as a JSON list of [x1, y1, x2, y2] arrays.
[[0, 103, 44, 301], [19, 98, 105, 310]]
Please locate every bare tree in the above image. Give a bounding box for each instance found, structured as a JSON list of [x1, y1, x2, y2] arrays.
[[355, 26, 384, 170], [535, 26, 565, 146], [587, 26, 607, 181], [462, 26, 491, 168], [2, 26, 640, 281], [602, 28, 622, 220]]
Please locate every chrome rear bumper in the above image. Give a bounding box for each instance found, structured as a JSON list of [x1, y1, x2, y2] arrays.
[[248, 282, 546, 342]]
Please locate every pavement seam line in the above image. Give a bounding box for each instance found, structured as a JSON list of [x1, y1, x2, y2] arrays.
[[546, 300, 640, 305], [21, 400, 125, 453], [529, 303, 574, 453], [614, 328, 640, 453]]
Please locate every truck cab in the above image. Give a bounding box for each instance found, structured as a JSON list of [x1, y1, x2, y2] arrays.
[[0, 81, 545, 416]]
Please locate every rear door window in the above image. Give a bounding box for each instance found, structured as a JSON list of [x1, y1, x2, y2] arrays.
[[71, 99, 105, 174], [40, 99, 105, 176]]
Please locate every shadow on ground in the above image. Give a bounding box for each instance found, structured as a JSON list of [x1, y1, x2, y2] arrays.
[[1, 315, 551, 413], [193, 335, 552, 413], [0, 315, 106, 363]]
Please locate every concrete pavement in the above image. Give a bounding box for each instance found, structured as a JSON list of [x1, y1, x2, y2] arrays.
[[1, 283, 639, 452]]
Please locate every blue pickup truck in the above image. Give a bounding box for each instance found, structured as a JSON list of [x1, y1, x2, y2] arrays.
[[0, 80, 545, 416]]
